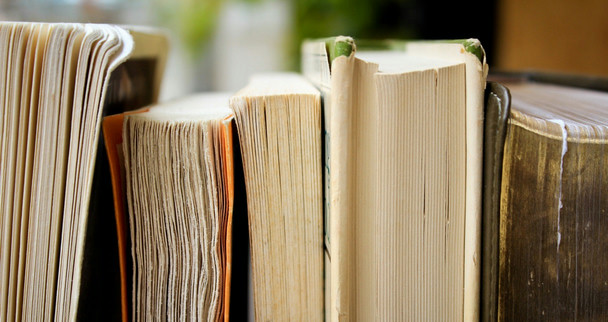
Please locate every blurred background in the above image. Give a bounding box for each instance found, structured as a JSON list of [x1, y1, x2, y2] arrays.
[[1, 0, 607, 100]]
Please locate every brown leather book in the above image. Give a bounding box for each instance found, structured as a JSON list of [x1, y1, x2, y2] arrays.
[[484, 74, 608, 321]]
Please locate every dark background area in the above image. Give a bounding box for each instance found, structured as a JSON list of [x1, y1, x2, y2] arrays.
[[292, 0, 498, 67]]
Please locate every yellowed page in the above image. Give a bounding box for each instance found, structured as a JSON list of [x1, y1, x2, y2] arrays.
[[350, 57, 380, 321], [231, 74, 323, 321]]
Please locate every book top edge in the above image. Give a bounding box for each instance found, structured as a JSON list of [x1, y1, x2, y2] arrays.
[[304, 37, 485, 64], [509, 109, 608, 144], [126, 93, 233, 122]]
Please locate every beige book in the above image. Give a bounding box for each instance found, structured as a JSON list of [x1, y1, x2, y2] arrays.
[[302, 37, 487, 321], [117, 93, 235, 321], [230, 73, 324, 321], [0, 22, 167, 321]]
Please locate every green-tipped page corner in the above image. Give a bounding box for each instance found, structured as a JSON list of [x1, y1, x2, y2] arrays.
[[301, 37, 489, 321], [325, 36, 356, 62]]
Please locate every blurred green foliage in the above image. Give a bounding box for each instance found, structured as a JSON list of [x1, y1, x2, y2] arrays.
[[291, 0, 417, 68], [153, 0, 223, 57], [150, 0, 418, 66]]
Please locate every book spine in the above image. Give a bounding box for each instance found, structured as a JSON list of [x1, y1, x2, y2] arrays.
[[328, 53, 356, 322]]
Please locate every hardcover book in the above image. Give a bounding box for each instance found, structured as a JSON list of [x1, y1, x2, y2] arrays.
[[492, 75, 608, 321], [302, 37, 488, 321]]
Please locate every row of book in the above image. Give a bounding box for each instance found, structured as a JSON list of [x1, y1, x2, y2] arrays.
[[0, 22, 607, 321]]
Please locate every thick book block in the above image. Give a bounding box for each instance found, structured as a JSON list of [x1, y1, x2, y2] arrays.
[[0, 22, 167, 321], [499, 107, 608, 320], [302, 37, 488, 321], [230, 73, 324, 321], [493, 77, 608, 321]]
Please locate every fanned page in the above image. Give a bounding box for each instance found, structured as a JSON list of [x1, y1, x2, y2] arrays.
[[498, 82, 608, 321], [121, 94, 234, 321], [230, 73, 323, 321], [302, 38, 487, 321], [0, 22, 138, 321], [77, 26, 168, 322]]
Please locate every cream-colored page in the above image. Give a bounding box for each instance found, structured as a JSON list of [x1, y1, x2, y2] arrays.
[[404, 41, 488, 321], [345, 55, 468, 320], [56, 25, 113, 321], [46, 25, 86, 321], [350, 58, 380, 321], [16, 24, 51, 321], [231, 75, 323, 321], [0, 23, 13, 187], [7, 23, 37, 322], [24, 24, 72, 321], [68, 25, 134, 321], [0, 22, 20, 322], [373, 64, 466, 320], [53, 24, 104, 320]]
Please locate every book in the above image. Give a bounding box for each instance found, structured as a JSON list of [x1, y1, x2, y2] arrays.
[[103, 73, 324, 321], [103, 94, 236, 321], [102, 39, 494, 320], [301, 37, 488, 320], [0, 22, 167, 321], [229, 74, 324, 320], [485, 75, 608, 321], [15, 20, 606, 322]]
